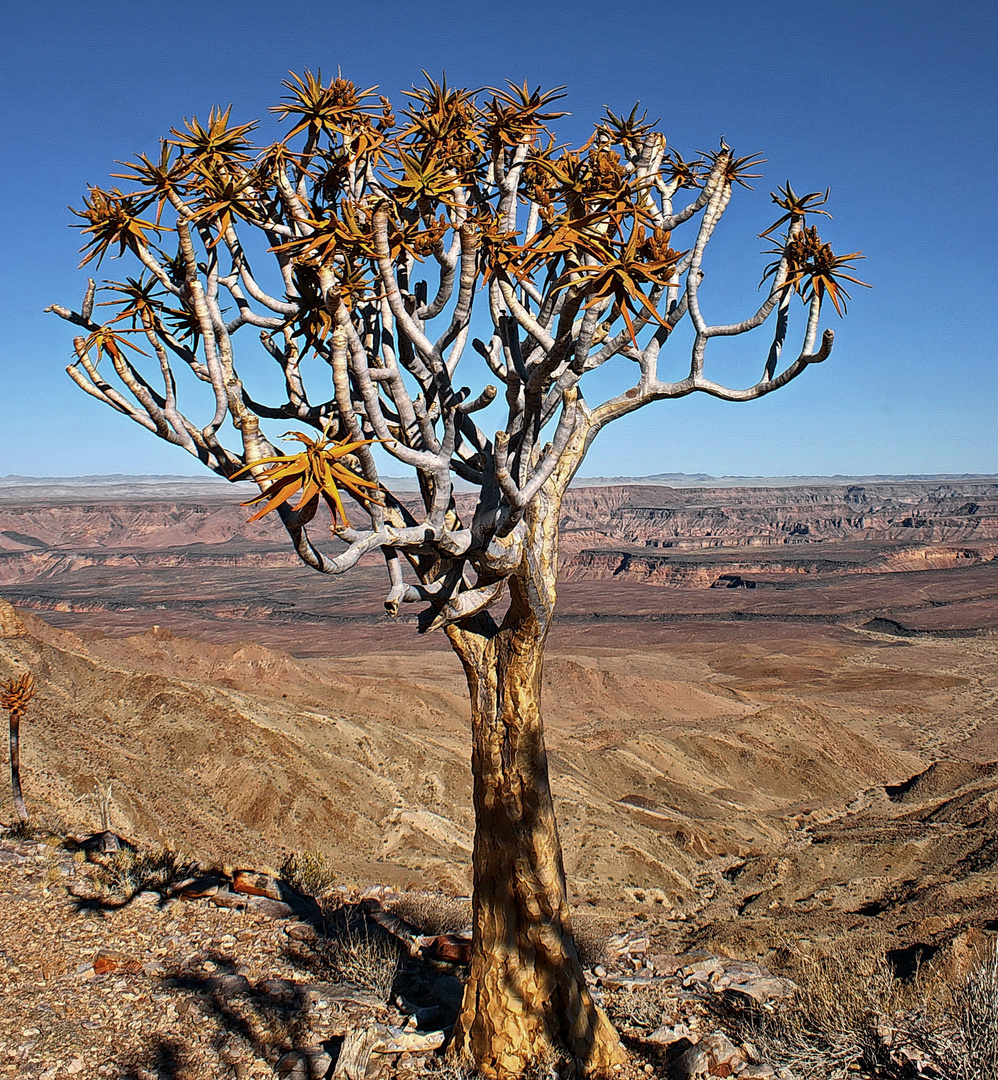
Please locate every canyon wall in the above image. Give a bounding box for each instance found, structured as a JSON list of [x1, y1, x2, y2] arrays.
[[2, 480, 997, 591], [559, 481, 998, 551]]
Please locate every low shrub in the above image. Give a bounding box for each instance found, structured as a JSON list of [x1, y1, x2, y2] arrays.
[[87, 845, 198, 901], [956, 947, 998, 1078], [571, 911, 615, 970], [280, 849, 336, 896], [310, 907, 402, 1001]]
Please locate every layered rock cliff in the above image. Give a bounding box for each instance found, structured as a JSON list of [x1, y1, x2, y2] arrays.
[[559, 481, 998, 552], [2, 480, 996, 592]]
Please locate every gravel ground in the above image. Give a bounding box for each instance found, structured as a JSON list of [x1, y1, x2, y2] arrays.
[[0, 835, 399, 1079], [0, 833, 775, 1080]]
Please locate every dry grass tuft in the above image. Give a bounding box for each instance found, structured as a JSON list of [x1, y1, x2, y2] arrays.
[[723, 939, 998, 1080], [418, 1052, 575, 1080], [2, 809, 72, 842], [280, 849, 336, 896], [76, 780, 115, 832], [603, 979, 677, 1034], [310, 907, 403, 1001], [87, 845, 198, 902], [754, 947, 906, 1077], [417, 1060, 481, 1080], [387, 891, 471, 936], [920, 947, 998, 1080]]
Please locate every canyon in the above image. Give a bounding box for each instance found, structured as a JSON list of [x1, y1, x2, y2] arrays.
[[2, 476, 997, 642], [1, 474, 997, 968]]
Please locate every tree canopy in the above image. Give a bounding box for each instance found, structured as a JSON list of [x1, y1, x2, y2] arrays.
[[50, 73, 864, 631]]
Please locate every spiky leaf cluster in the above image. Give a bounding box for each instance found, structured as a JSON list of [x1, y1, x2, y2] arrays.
[[231, 431, 383, 528], [764, 225, 870, 316], [1, 674, 36, 716]]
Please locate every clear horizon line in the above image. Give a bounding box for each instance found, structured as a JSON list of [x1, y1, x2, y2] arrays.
[[3, 470, 997, 484]]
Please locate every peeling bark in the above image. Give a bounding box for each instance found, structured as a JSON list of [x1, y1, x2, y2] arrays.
[[446, 481, 625, 1078]]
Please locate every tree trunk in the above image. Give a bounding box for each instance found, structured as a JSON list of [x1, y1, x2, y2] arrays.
[[445, 486, 625, 1078], [9, 710, 28, 824]]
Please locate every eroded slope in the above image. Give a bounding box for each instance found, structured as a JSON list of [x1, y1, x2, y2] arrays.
[[0, 604, 921, 909]]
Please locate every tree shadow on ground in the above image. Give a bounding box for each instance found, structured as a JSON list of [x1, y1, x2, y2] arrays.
[[83, 886, 470, 1079], [117, 950, 327, 1079], [117, 1038, 195, 1080], [114, 909, 462, 1080]]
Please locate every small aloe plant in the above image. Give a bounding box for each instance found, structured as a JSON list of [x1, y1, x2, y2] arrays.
[[1, 672, 36, 824]]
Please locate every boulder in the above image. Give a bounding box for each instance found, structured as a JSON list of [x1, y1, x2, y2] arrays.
[[722, 976, 796, 1007], [647, 1022, 693, 1047], [232, 868, 282, 899], [210, 888, 294, 919], [648, 952, 685, 976], [426, 932, 472, 966], [671, 1032, 745, 1079], [92, 949, 141, 976], [170, 872, 228, 899]]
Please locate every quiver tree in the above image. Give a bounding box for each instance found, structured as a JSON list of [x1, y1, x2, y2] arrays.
[[50, 73, 865, 1077], [2, 673, 36, 825]]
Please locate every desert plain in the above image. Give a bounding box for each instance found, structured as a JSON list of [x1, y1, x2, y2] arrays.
[[1, 474, 998, 1077]]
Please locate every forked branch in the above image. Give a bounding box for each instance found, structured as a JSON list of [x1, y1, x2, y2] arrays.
[[51, 75, 863, 630]]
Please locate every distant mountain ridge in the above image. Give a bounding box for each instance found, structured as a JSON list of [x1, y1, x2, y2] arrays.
[[3, 470, 997, 497], [576, 471, 998, 488]]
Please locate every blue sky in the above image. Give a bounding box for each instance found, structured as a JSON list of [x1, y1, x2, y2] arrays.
[[1, 0, 994, 478]]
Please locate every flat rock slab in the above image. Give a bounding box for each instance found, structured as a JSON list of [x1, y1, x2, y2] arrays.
[[232, 868, 283, 899], [672, 1031, 745, 1079], [210, 888, 294, 919], [276, 1048, 334, 1080]]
